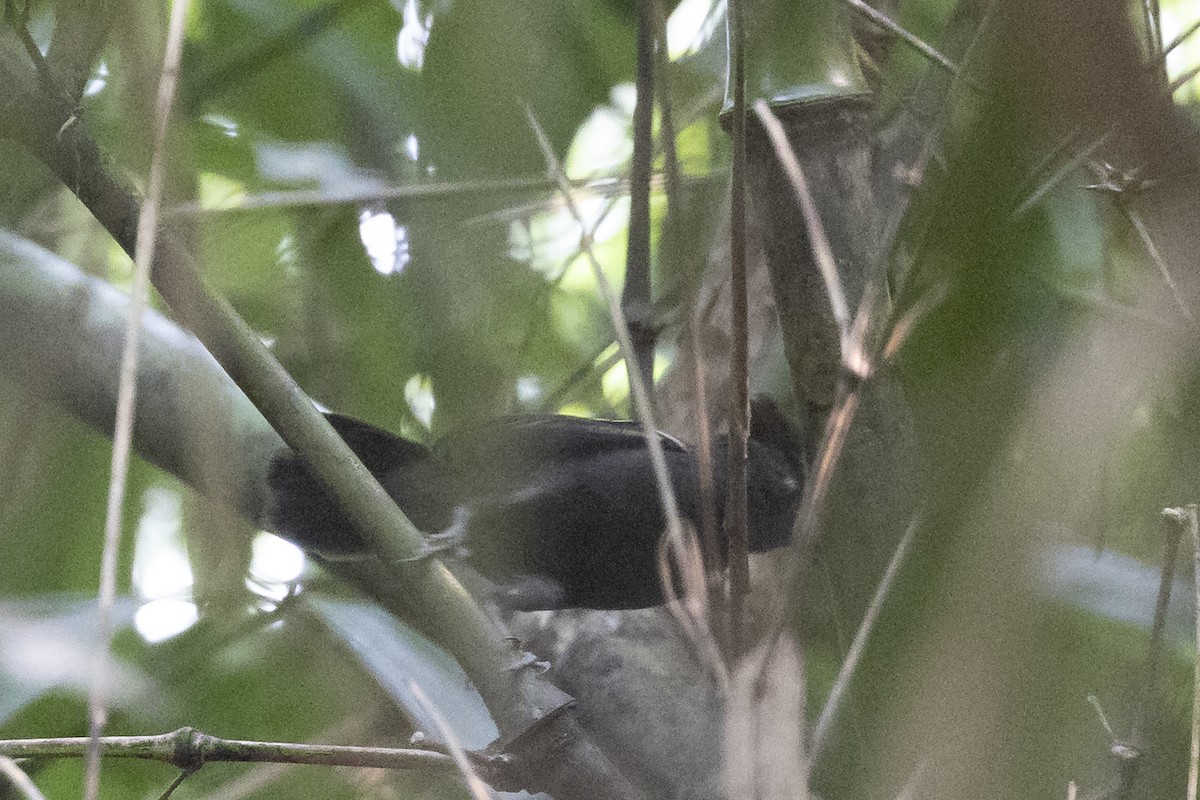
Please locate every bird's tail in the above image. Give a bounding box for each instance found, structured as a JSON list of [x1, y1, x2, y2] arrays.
[[266, 414, 430, 557]]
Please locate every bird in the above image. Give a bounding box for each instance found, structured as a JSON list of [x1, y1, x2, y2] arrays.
[[267, 398, 804, 611]]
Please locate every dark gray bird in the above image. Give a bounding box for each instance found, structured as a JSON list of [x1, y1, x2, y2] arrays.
[[268, 398, 803, 610]]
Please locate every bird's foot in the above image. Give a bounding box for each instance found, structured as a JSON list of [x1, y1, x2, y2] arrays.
[[508, 649, 550, 674], [404, 507, 472, 561]]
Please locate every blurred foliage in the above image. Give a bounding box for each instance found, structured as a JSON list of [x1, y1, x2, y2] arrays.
[[1, 0, 1200, 798]]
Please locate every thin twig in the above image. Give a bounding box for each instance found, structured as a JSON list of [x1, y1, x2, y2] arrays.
[[1079, 159, 1192, 322], [10, 19, 60, 101], [467, 176, 730, 229], [1171, 63, 1200, 94], [87, 4, 189, 799], [156, 768, 192, 800], [170, 174, 649, 215], [725, 0, 751, 655], [653, 0, 722, 631], [1087, 694, 1117, 739], [689, 304, 724, 644], [882, 281, 947, 361], [1094, 186, 1182, 321], [1177, 505, 1200, 800], [840, 0, 966, 81], [0, 756, 46, 800], [1086, 693, 1140, 800], [188, 716, 373, 800], [623, 0, 657, 395], [1131, 508, 1186, 744], [1125, 203, 1193, 321], [878, 0, 997, 270], [1010, 132, 1110, 221], [187, 0, 370, 107], [408, 682, 495, 800], [1020, 126, 1083, 197], [1142, 0, 1164, 84], [1165, 18, 1200, 59], [652, 0, 682, 209], [539, 341, 623, 413], [45, 0, 113, 105], [810, 515, 920, 763], [0, 730, 453, 771], [3, 0, 65, 104]]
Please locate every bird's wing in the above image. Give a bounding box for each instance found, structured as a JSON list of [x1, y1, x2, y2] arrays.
[[432, 414, 687, 470]]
